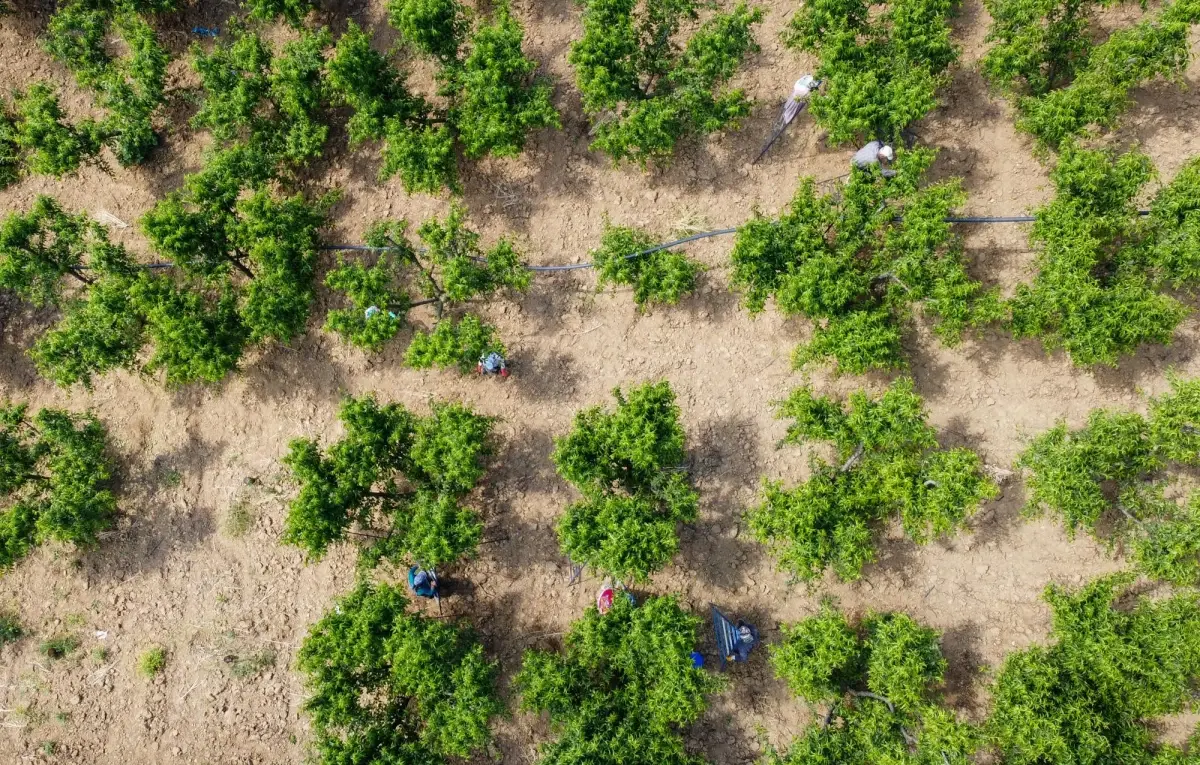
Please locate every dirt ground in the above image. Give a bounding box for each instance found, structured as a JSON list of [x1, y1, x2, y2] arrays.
[[2, 0, 1200, 762]]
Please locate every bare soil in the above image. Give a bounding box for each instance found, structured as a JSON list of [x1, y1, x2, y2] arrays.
[[2, 1, 1200, 762]]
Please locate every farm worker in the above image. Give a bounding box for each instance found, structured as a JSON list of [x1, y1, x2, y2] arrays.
[[753, 74, 820, 164], [853, 141, 897, 177], [596, 578, 635, 614], [408, 565, 439, 599], [783, 75, 819, 125], [478, 351, 509, 377], [726, 620, 760, 663], [365, 305, 397, 320]]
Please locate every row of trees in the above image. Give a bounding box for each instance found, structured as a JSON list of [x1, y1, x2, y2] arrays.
[[281, 373, 1200, 590], [731, 145, 1200, 372], [766, 576, 1200, 764], [0, 401, 117, 570]]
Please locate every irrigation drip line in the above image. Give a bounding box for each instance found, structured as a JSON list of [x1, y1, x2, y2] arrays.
[[105, 211, 1154, 273]]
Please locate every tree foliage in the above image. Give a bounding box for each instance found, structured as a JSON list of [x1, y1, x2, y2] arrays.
[[590, 221, 702, 309], [1008, 144, 1200, 366], [981, 0, 1200, 147], [750, 379, 997, 582], [516, 594, 723, 765], [568, 0, 763, 165], [783, 0, 958, 146], [324, 207, 528, 367], [730, 148, 1000, 374], [8, 83, 105, 178], [766, 602, 976, 765], [326, 3, 558, 194], [243, 0, 314, 25], [43, 2, 170, 165], [191, 24, 331, 166], [282, 395, 493, 569], [0, 402, 117, 570], [989, 575, 1200, 765], [296, 580, 502, 764], [552, 381, 698, 581], [1017, 375, 1200, 585]]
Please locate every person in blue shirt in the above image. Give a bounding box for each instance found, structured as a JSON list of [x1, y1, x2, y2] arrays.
[[408, 566, 438, 599], [478, 351, 509, 378]]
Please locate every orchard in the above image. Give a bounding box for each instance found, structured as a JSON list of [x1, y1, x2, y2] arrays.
[[1, 0, 1200, 763]]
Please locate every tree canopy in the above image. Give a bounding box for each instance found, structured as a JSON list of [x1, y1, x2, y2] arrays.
[[750, 379, 997, 582], [552, 380, 698, 581], [568, 0, 763, 165], [783, 0, 958, 146], [326, 2, 558, 194], [589, 221, 703, 309], [296, 579, 502, 764], [989, 574, 1200, 765], [766, 602, 976, 765], [1018, 375, 1200, 585], [982, 0, 1200, 147], [282, 395, 494, 570], [517, 594, 723, 765], [730, 148, 1001, 374], [1008, 144, 1200, 366], [0, 402, 117, 570]]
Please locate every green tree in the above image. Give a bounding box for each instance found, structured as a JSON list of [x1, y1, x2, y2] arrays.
[[784, 0, 958, 146], [296, 580, 502, 764], [282, 396, 493, 569], [30, 274, 145, 389], [129, 275, 249, 386], [0, 109, 19, 188], [767, 602, 976, 765], [449, 2, 560, 159], [552, 380, 698, 581], [0, 196, 132, 307], [517, 594, 724, 765], [11, 83, 105, 178], [750, 379, 997, 582], [1017, 375, 1200, 585], [730, 148, 1000, 374], [569, 0, 763, 165], [324, 208, 528, 367], [0, 402, 118, 570], [989, 575, 1200, 765], [387, 0, 468, 61], [1008, 143, 1200, 366], [590, 221, 702, 309], [192, 25, 331, 165], [982, 0, 1200, 147]]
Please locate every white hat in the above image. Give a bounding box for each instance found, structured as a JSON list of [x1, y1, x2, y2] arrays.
[[879, 145, 895, 161], [798, 74, 817, 89]]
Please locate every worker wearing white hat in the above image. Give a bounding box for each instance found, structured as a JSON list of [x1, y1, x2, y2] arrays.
[[852, 140, 897, 177]]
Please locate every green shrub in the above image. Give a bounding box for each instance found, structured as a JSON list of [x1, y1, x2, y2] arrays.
[[405, 314, 504, 373], [282, 395, 493, 569], [39, 634, 80, 660], [590, 221, 702, 309], [11, 83, 105, 178], [730, 148, 1000, 373], [569, 0, 763, 165], [784, 0, 957, 145], [243, 0, 314, 25], [552, 380, 697, 580], [516, 594, 723, 765], [0, 610, 22, 646], [297, 580, 502, 763], [750, 379, 997, 582], [137, 646, 167, 678]]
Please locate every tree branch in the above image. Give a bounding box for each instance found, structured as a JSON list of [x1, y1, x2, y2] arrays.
[[841, 444, 865, 473], [849, 690, 895, 713], [67, 267, 94, 286], [1116, 502, 1145, 528]]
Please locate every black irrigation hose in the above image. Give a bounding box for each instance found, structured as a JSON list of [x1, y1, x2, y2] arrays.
[[120, 211, 1154, 273]]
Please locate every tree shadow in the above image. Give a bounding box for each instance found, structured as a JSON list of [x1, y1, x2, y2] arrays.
[[678, 412, 766, 591], [511, 348, 581, 403], [939, 621, 986, 713], [239, 333, 351, 407]]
